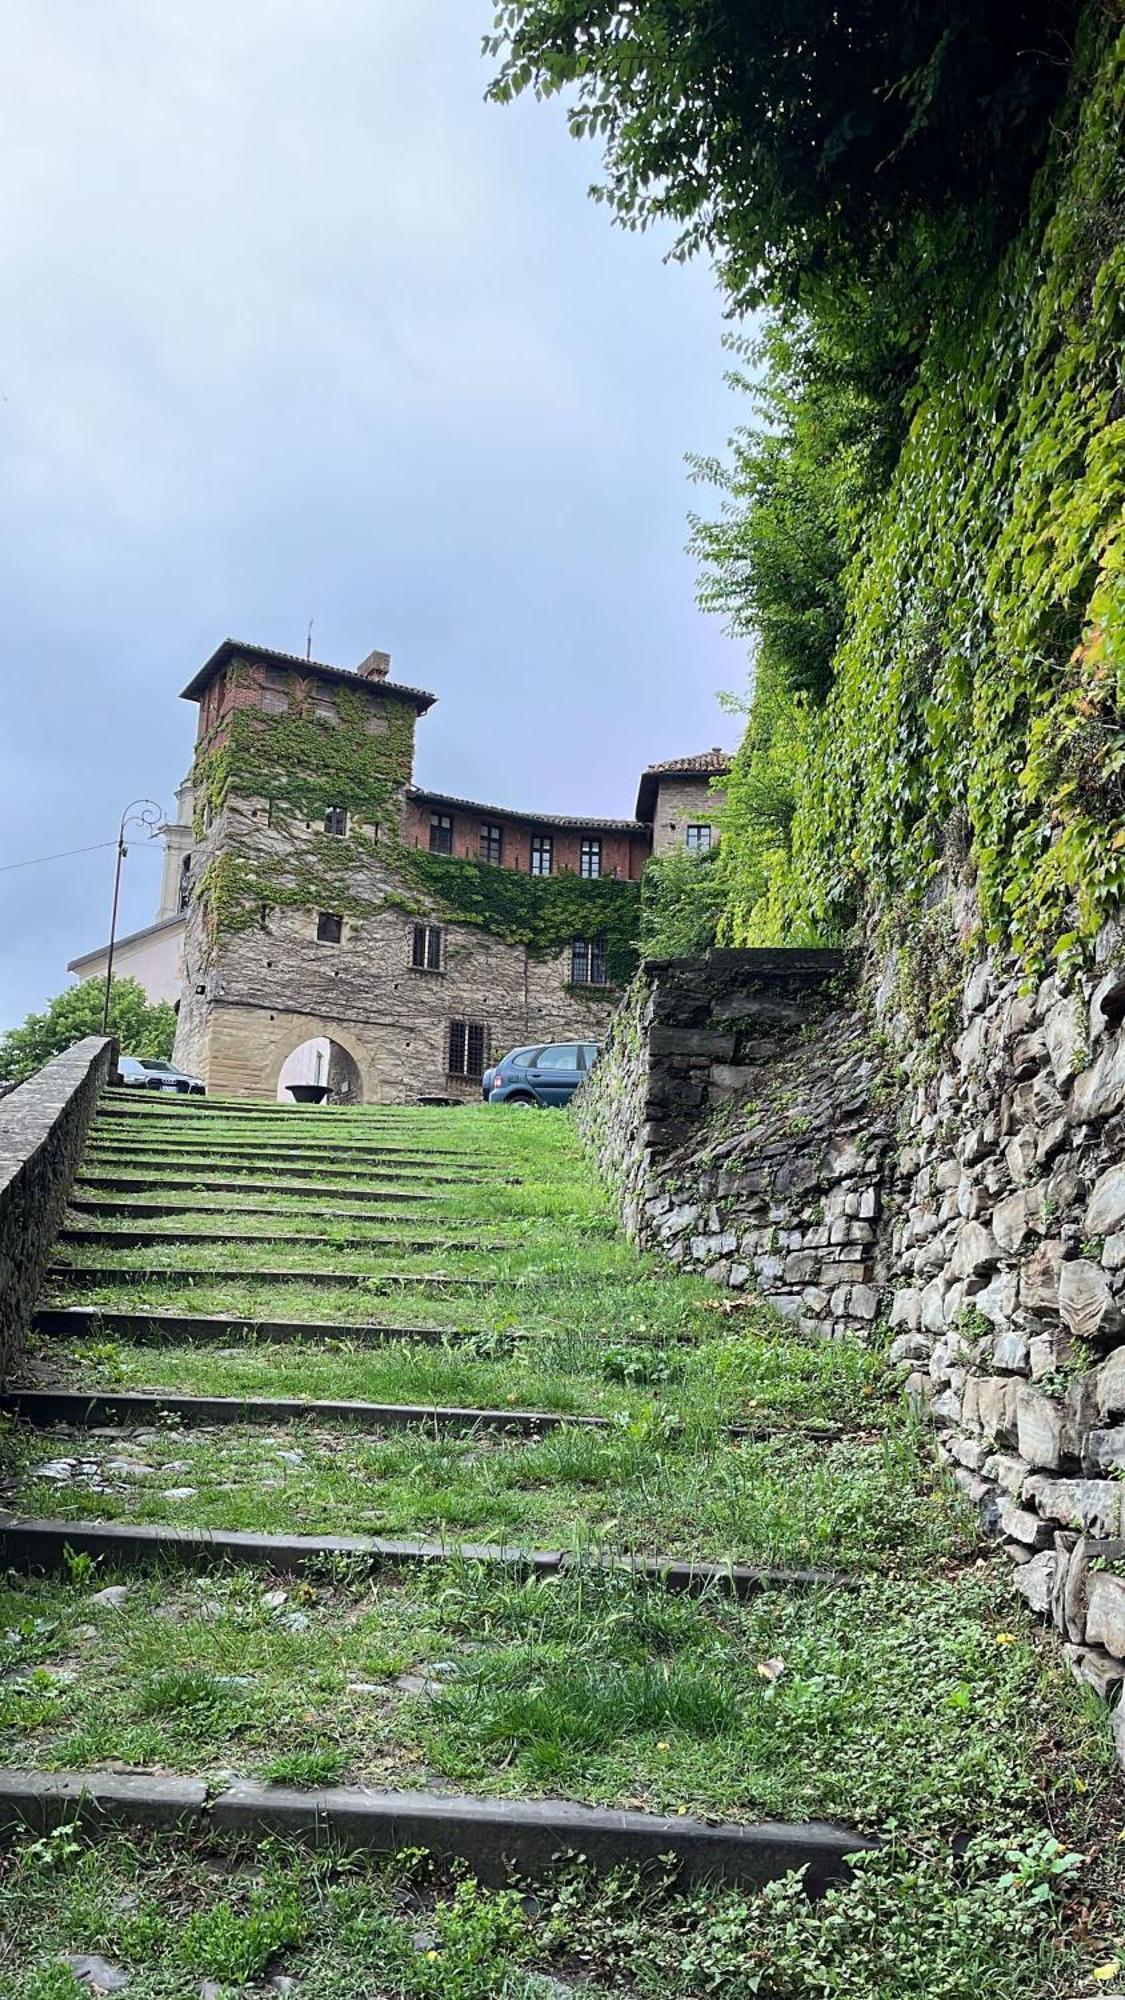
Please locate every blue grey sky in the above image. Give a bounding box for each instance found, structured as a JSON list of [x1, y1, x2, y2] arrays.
[[0, 0, 749, 1031]]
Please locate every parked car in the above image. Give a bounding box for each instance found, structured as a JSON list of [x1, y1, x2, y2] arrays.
[[480, 1047, 542, 1101], [487, 1041, 600, 1107], [116, 1055, 206, 1095]]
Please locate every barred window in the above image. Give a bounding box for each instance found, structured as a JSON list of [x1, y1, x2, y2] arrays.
[[448, 1020, 488, 1078], [570, 936, 608, 986], [481, 822, 503, 866], [429, 812, 453, 855], [412, 924, 443, 972], [324, 805, 348, 837], [685, 823, 713, 851], [579, 837, 601, 879], [530, 834, 553, 877]]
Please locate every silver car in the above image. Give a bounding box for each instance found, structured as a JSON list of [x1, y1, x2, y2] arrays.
[[116, 1055, 206, 1095]]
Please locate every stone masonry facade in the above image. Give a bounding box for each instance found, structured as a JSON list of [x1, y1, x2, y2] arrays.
[[576, 933, 1125, 1765], [171, 639, 729, 1102]]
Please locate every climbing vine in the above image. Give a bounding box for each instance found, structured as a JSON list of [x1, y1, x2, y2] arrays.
[[189, 663, 640, 979], [709, 15, 1125, 981]]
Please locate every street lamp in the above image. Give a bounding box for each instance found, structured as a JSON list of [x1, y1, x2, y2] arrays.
[[101, 799, 165, 1035]]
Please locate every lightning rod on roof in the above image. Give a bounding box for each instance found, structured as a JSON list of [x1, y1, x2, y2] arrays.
[[306, 618, 314, 661]]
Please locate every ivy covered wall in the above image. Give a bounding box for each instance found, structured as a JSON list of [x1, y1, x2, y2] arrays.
[[710, 17, 1125, 985]]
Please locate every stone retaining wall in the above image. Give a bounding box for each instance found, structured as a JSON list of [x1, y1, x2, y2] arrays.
[[575, 937, 1125, 1761], [574, 949, 896, 1341], [0, 1037, 114, 1384]]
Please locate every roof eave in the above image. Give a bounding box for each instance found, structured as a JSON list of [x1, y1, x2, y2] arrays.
[[180, 639, 436, 712]]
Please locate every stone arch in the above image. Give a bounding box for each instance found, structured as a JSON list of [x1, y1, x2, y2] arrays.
[[277, 1028, 367, 1105]]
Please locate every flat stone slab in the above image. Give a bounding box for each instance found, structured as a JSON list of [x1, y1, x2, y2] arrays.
[[59, 1227, 470, 1253], [0, 1515, 848, 1599], [212, 1781, 872, 1889], [48, 1265, 487, 1290], [0, 1768, 206, 1833], [0, 1767, 871, 1889], [33, 1307, 490, 1344], [1, 1387, 608, 1436], [75, 1175, 436, 1203]]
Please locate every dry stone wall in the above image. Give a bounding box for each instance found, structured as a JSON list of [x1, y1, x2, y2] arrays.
[[0, 1036, 114, 1384], [576, 935, 1125, 1760]]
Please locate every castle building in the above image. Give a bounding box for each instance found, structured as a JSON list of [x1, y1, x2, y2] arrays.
[[84, 638, 728, 1102]]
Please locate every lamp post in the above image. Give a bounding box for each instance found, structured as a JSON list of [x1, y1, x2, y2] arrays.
[[101, 799, 165, 1035]]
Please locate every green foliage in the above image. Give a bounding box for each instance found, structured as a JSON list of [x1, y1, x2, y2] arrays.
[[391, 850, 641, 985], [709, 18, 1125, 972], [487, 1, 1077, 396], [638, 846, 724, 959], [0, 978, 175, 1087]]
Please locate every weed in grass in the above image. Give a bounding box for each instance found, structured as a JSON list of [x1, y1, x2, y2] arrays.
[[261, 1743, 348, 1786]]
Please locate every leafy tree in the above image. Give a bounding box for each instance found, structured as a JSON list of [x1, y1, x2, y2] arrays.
[[487, 1, 1079, 331], [639, 845, 726, 958], [0, 977, 176, 1087]]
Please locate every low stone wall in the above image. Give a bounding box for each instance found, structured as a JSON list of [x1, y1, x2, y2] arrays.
[[0, 1037, 114, 1384], [576, 936, 1125, 1761], [574, 949, 896, 1341]]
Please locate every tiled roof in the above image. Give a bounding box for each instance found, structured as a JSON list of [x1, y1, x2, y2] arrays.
[[409, 787, 644, 834], [635, 747, 732, 822], [180, 639, 437, 712]]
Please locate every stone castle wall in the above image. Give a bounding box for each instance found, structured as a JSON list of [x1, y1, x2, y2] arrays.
[[575, 934, 1125, 1759]]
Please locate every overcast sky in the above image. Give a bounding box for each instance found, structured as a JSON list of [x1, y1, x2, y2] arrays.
[[0, 0, 749, 1031]]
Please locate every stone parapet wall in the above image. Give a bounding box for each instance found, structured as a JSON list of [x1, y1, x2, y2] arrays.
[[574, 950, 895, 1341], [0, 1037, 114, 1384]]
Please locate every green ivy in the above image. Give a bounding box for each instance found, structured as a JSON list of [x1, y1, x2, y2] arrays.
[[189, 664, 641, 979], [714, 14, 1125, 980], [399, 850, 641, 985]]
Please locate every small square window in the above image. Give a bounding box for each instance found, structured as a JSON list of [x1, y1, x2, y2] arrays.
[[430, 812, 453, 856], [580, 837, 601, 879], [685, 824, 713, 851], [530, 835, 553, 877], [481, 822, 503, 866], [324, 805, 348, 837], [316, 911, 343, 944], [412, 923, 443, 971]]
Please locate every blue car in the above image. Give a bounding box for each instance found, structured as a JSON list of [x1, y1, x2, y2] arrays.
[[485, 1041, 600, 1107]]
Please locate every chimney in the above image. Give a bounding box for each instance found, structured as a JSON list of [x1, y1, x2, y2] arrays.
[[357, 649, 391, 682]]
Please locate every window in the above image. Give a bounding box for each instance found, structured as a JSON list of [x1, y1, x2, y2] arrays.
[[480, 822, 503, 866], [316, 911, 343, 944], [430, 812, 453, 856], [411, 923, 443, 972], [177, 855, 192, 912], [579, 837, 602, 880], [530, 834, 553, 877], [685, 824, 713, 851], [570, 936, 608, 986], [324, 805, 348, 837], [313, 698, 338, 726], [538, 1043, 583, 1070], [448, 1020, 488, 1078]]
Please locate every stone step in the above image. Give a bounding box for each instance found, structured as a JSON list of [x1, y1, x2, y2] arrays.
[[0, 1513, 847, 1600], [80, 1159, 491, 1187], [58, 1227, 480, 1254], [47, 1264, 488, 1290], [67, 1195, 474, 1224], [0, 1386, 607, 1435], [0, 1766, 871, 1890], [75, 1174, 438, 1203], [34, 1306, 496, 1344]]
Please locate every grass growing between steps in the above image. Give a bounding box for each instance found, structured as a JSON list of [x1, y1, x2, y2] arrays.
[[3, 1410, 963, 1570], [29, 1319, 891, 1427], [3, 1818, 1117, 2000], [7, 1098, 1125, 1998], [0, 1561, 1117, 1835]]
